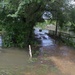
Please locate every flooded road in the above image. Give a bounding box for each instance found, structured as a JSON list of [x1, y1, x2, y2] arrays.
[[34, 28, 54, 46], [0, 28, 75, 75], [34, 28, 75, 75], [34, 28, 75, 58], [34, 28, 75, 60]]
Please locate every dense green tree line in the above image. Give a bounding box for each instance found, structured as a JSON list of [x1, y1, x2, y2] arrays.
[[0, 0, 75, 48], [0, 0, 47, 47]]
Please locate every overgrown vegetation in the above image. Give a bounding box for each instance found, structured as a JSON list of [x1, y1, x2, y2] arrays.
[[0, 0, 75, 48]]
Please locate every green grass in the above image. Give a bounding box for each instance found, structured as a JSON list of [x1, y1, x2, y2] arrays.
[[35, 22, 47, 29]]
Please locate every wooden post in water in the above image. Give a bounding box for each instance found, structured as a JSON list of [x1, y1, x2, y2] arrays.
[[29, 45, 32, 59]]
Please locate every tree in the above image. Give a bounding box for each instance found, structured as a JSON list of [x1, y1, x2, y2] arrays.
[[46, 0, 71, 36], [0, 0, 74, 48], [0, 0, 49, 48], [69, 5, 75, 33]]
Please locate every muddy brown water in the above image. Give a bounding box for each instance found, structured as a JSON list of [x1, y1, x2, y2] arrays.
[[34, 28, 75, 75], [0, 45, 75, 75], [0, 28, 75, 75]]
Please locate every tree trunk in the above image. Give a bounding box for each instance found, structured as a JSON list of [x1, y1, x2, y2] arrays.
[[55, 20, 58, 36]]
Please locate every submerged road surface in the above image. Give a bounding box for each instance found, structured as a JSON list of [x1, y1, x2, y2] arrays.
[[34, 28, 75, 75], [0, 28, 75, 75]]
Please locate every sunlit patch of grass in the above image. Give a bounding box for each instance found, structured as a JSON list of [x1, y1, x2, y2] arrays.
[[35, 20, 56, 30], [35, 22, 47, 29]]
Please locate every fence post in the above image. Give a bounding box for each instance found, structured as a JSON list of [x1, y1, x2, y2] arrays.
[[29, 45, 32, 59]]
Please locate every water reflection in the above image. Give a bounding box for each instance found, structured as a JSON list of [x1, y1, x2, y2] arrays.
[[34, 28, 54, 47], [0, 36, 2, 47], [34, 28, 75, 61]]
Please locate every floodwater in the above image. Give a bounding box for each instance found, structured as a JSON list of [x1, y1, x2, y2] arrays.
[[0, 28, 75, 75], [34, 28, 75, 75], [34, 28, 75, 60], [34, 28, 54, 46], [0, 36, 2, 47], [34, 28, 75, 57]]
